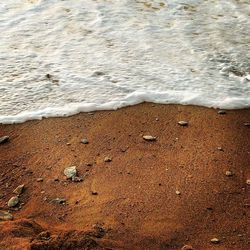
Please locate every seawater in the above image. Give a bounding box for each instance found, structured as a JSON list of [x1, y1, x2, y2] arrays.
[[0, 0, 250, 124]]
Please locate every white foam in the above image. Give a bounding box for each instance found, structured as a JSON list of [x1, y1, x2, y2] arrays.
[[0, 0, 250, 124]]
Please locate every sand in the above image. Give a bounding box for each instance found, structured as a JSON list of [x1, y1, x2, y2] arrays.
[[0, 103, 249, 250]]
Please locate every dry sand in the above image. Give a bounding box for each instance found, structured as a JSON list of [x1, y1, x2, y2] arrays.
[[0, 103, 249, 250]]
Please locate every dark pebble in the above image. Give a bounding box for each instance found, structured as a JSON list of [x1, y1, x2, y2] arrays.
[[0, 136, 9, 144], [218, 110, 226, 114]]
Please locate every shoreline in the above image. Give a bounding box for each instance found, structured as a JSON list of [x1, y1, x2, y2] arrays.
[[1, 100, 250, 125], [0, 102, 249, 249]]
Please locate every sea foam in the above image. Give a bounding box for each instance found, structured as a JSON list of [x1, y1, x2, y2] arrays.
[[0, 0, 249, 124]]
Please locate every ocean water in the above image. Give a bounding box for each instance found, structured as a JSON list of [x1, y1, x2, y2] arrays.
[[0, 0, 249, 124]]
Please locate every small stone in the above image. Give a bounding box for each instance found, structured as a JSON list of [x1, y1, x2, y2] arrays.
[[0, 210, 13, 221], [143, 135, 157, 141], [218, 110, 226, 114], [0, 136, 9, 144], [246, 179, 250, 185], [8, 196, 19, 207], [91, 191, 98, 195], [66, 142, 71, 145], [217, 147, 223, 151], [64, 166, 77, 179], [178, 121, 188, 126], [210, 238, 220, 244], [244, 122, 250, 126], [104, 157, 112, 162], [92, 71, 105, 77], [181, 245, 194, 250], [37, 178, 43, 182], [175, 190, 181, 195], [37, 231, 51, 240], [72, 176, 83, 182], [81, 138, 89, 144], [46, 73, 51, 79], [13, 184, 25, 195], [225, 170, 234, 176], [51, 198, 66, 205]]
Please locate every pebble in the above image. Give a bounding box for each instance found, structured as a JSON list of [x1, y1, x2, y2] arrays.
[[37, 178, 43, 182], [217, 147, 223, 151], [244, 122, 250, 126], [225, 170, 234, 176], [0, 136, 9, 144], [64, 166, 77, 179], [8, 196, 19, 207], [218, 110, 226, 114], [210, 238, 220, 244], [81, 138, 89, 144], [246, 179, 250, 185], [72, 176, 83, 182], [51, 198, 66, 205], [175, 190, 181, 195], [0, 210, 13, 221], [178, 121, 188, 126], [181, 245, 194, 250], [37, 231, 51, 240], [143, 135, 157, 141], [91, 191, 98, 195], [13, 184, 25, 195], [104, 157, 112, 162]]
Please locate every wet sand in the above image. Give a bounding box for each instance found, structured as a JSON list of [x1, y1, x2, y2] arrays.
[[0, 103, 249, 250]]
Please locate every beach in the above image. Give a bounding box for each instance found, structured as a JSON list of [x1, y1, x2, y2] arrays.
[[0, 103, 249, 249]]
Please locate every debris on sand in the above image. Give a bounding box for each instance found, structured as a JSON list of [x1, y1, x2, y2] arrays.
[[104, 156, 112, 162], [72, 176, 83, 182], [175, 190, 181, 195], [64, 166, 83, 182], [244, 122, 250, 126], [181, 245, 194, 250], [51, 198, 66, 205], [37, 231, 51, 240], [81, 138, 89, 144], [64, 166, 77, 180], [8, 196, 19, 207], [225, 170, 234, 176], [143, 135, 157, 141], [218, 110, 226, 115], [210, 238, 220, 244], [246, 179, 250, 185], [0, 136, 9, 144], [178, 121, 188, 126], [0, 210, 13, 221], [13, 184, 25, 195], [37, 178, 44, 182]]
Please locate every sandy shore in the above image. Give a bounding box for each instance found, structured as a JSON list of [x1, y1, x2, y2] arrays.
[[0, 103, 249, 250]]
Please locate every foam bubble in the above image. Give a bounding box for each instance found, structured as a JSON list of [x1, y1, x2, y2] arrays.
[[0, 0, 249, 124]]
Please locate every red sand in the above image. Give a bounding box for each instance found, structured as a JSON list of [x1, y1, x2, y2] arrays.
[[0, 103, 249, 249]]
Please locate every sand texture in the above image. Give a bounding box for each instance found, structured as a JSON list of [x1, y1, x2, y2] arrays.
[[0, 103, 249, 249]]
